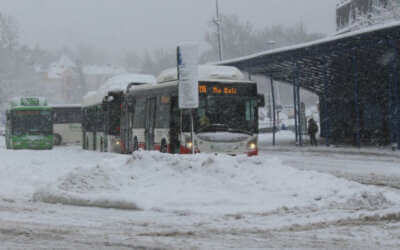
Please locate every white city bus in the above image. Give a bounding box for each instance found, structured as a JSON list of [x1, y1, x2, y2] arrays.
[[121, 65, 264, 156], [82, 74, 156, 153], [52, 104, 82, 145]]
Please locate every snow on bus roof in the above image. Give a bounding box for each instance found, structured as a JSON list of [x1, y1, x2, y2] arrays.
[[157, 65, 246, 83], [100, 73, 156, 93], [82, 74, 156, 107], [82, 91, 100, 107]]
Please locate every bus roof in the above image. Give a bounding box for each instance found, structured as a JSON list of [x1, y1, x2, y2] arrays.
[[8, 97, 48, 109], [157, 65, 247, 83], [82, 74, 156, 107]]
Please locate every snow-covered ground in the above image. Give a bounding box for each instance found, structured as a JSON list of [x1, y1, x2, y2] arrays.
[[2, 135, 400, 249]]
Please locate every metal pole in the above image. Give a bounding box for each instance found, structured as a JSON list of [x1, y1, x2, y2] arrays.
[[271, 77, 276, 146], [191, 110, 195, 154], [215, 0, 223, 61]]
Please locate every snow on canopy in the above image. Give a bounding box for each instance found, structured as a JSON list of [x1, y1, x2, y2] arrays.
[[82, 74, 156, 107], [157, 65, 246, 83], [219, 20, 400, 66]]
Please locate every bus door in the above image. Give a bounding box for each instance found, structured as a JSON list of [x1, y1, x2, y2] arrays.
[[145, 97, 157, 150]]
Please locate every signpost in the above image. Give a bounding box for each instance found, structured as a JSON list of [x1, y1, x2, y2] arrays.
[[177, 43, 199, 154], [177, 43, 199, 109]]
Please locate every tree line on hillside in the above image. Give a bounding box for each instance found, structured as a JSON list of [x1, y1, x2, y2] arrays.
[[124, 14, 324, 75]]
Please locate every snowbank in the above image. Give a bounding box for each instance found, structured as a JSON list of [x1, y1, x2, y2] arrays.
[[0, 141, 126, 201], [33, 150, 400, 214]]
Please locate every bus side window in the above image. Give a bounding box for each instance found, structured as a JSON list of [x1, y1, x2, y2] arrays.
[[133, 98, 146, 128], [156, 96, 171, 129]]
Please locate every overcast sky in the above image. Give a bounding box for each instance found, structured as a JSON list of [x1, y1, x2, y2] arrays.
[[2, 0, 338, 53]]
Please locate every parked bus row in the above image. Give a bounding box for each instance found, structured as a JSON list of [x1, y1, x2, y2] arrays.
[[4, 66, 264, 156], [82, 66, 264, 156]]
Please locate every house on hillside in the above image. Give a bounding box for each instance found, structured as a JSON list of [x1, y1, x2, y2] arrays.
[[38, 55, 127, 104]]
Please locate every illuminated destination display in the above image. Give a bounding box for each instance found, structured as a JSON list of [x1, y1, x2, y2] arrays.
[[199, 85, 238, 95]]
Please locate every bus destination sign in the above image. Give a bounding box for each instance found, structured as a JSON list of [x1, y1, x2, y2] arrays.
[[21, 97, 40, 106], [199, 85, 238, 95]]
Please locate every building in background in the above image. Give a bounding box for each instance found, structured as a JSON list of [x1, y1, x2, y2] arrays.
[[39, 55, 126, 104]]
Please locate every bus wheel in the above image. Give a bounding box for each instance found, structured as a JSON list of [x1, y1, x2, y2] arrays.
[[160, 140, 168, 153], [54, 134, 62, 146], [133, 137, 139, 151]]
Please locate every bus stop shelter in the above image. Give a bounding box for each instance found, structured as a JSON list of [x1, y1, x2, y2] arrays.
[[220, 22, 400, 149]]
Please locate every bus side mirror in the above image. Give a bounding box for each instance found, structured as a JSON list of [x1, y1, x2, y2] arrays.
[[257, 94, 265, 107]]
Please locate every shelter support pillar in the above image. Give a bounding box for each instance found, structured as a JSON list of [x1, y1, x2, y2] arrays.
[[292, 67, 303, 146], [293, 75, 299, 145], [391, 40, 400, 150], [323, 64, 330, 147], [297, 84, 303, 146], [270, 77, 276, 146], [353, 55, 361, 148], [397, 59, 400, 151]]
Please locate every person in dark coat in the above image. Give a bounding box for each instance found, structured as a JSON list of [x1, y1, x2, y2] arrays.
[[308, 118, 319, 146]]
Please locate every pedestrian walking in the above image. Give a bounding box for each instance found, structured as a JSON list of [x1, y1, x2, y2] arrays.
[[308, 118, 318, 146]]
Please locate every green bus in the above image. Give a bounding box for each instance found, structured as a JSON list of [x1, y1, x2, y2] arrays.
[[5, 97, 53, 150]]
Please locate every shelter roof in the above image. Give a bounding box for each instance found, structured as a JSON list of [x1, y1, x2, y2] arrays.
[[219, 21, 400, 94]]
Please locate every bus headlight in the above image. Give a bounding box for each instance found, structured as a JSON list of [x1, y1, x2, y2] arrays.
[[186, 142, 193, 149], [248, 142, 257, 151]]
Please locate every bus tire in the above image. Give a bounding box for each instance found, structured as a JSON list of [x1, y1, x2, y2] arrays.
[[54, 134, 62, 146], [160, 140, 168, 153], [133, 137, 139, 152]]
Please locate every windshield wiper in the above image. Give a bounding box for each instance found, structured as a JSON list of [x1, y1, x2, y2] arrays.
[[198, 124, 229, 133], [227, 128, 253, 135], [198, 123, 253, 135]]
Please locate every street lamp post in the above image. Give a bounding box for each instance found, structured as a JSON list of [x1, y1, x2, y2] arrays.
[[213, 0, 223, 61]]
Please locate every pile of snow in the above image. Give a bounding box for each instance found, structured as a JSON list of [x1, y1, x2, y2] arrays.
[[33, 150, 400, 214], [0, 141, 125, 201]]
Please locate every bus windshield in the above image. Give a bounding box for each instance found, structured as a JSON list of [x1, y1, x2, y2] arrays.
[[196, 95, 258, 135], [11, 110, 52, 135]]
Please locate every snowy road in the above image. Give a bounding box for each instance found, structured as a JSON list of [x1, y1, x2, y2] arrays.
[[260, 147, 400, 188], [2, 136, 400, 249]]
